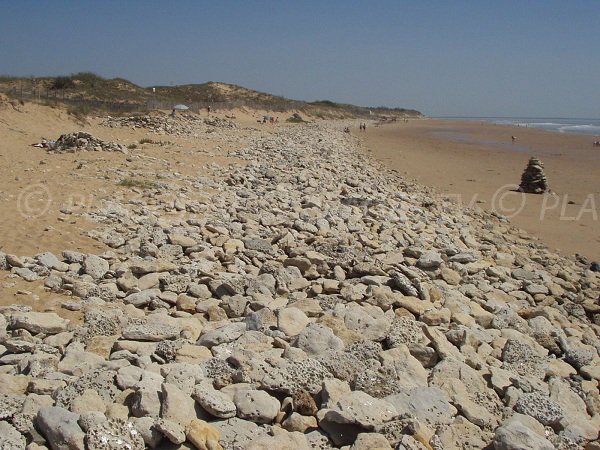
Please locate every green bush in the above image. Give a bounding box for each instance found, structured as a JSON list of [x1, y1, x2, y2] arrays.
[[51, 76, 75, 90], [118, 178, 162, 190], [286, 113, 306, 123]]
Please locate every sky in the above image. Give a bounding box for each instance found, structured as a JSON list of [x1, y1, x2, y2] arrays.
[[1, 0, 599, 118]]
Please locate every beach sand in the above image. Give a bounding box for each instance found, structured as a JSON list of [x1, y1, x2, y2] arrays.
[[360, 119, 600, 261]]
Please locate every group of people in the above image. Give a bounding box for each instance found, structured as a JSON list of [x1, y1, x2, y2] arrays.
[[359, 123, 367, 132]]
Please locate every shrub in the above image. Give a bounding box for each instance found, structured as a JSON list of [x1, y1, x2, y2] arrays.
[[51, 76, 75, 90], [66, 104, 92, 122], [118, 178, 162, 190], [286, 113, 306, 123], [127, 143, 137, 149]]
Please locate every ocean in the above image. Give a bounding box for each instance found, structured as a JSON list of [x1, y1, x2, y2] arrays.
[[437, 117, 600, 137]]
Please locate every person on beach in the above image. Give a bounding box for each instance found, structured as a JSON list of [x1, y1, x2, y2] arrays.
[[207, 105, 211, 115], [511, 136, 517, 142]]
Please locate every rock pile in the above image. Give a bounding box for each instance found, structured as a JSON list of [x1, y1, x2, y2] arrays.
[[1, 123, 599, 449], [46, 131, 127, 154], [519, 157, 549, 194], [102, 113, 236, 136]]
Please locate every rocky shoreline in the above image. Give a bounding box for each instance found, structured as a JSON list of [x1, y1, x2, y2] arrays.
[[0, 121, 599, 449]]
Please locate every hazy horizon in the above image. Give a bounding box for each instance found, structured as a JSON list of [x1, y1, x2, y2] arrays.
[[1, 0, 599, 118]]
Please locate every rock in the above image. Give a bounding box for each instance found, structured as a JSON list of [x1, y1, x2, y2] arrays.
[[196, 322, 246, 348], [282, 411, 318, 432], [36, 251, 61, 269], [168, 234, 197, 248], [9, 311, 69, 335], [514, 392, 564, 426], [246, 427, 310, 450], [233, 389, 280, 424], [295, 323, 344, 355], [160, 382, 198, 428], [153, 418, 186, 445], [292, 389, 319, 416], [417, 250, 443, 269], [122, 319, 182, 341], [85, 418, 145, 450], [12, 267, 39, 281], [493, 415, 554, 450], [193, 380, 236, 419], [212, 417, 267, 449], [277, 307, 310, 336], [185, 419, 223, 450], [83, 254, 109, 279], [322, 390, 397, 428], [385, 386, 457, 426], [37, 406, 85, 450], [0, 421, 26, 449], [351, 432, 392, 450], [389, 270, 419, 297]]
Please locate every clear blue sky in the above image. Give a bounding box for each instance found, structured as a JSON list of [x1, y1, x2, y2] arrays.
[[1, 0, 599, 117]]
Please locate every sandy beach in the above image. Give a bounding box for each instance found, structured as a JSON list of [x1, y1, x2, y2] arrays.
[[360, 119, 600, 261]]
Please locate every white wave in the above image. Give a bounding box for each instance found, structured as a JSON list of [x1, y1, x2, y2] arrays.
[[557, 124, 600, 135]]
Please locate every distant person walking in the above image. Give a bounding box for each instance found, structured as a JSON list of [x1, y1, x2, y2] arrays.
[[207, 105, 211, 115]]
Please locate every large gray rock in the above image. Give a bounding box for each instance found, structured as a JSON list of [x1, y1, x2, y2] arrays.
[[493, 416, 553, 450], [385, 386, 457, 426], [193, 380, 236, 418], [160, 382, 198, 428], [37, 406, 85, 450], [322, 390, 397, 428], [9, 312, 69, 335], [295, 323, 344, 355], [514, 392, 564, 426], [196, 322, 246, 348], [36, 251, 61, 269], [233, 389, 280, 424], [122, 320, 182, 341], [83, 254, 109, 279], [277, 307, 310, 336], [0, 420, 26, 449]]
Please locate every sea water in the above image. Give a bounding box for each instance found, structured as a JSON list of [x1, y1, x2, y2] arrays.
[[438, 117, 600, 137]]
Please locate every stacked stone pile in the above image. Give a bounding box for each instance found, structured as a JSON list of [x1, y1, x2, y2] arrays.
[[519, 157, 549, 194], [1, 123, 599, 449], [47, 131, 127, 154]]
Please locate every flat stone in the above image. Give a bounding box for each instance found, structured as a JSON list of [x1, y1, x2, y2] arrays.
[[295, 323, 344, 355], [193, 380, 236, 418], [233, 389, 280, 424], [277, 307, 310, 336], [323, 390, 397, 428], [9, 311, 70, 334], [83, 254, 109, 279], [37, 406, 85, 450]]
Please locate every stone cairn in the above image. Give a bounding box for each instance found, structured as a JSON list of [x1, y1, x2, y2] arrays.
[[518, 157, 549, 193], [47, 131, 127, 154]]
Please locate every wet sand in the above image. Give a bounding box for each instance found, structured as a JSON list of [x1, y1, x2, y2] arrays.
[[360, 119, 600, 261]]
